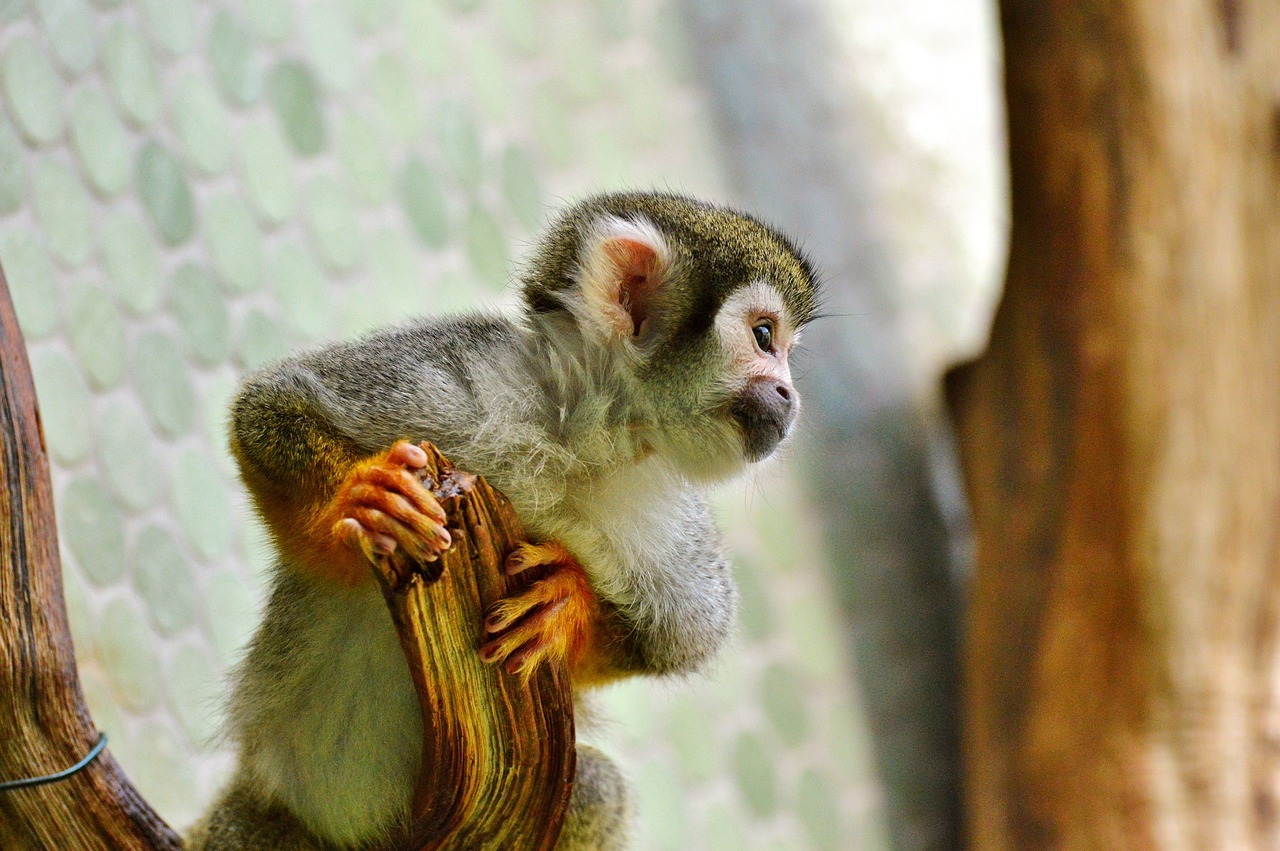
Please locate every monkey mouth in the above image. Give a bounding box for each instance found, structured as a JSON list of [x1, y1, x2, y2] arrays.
[[729, 403, 789, 461]]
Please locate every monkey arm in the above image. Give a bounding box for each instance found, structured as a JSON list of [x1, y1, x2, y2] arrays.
[[228, 369, 373, 584], [473, 485, 739, 686], [574, 541, 738, 685], [612, 491, 738, 677], [228, 317, 509, 585], [477, 490, 737, 686]]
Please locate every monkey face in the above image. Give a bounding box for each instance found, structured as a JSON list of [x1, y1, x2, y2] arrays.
[[714, 281, 802, 463], [730, 375, 797, 461], [642, 279, 803, 482]]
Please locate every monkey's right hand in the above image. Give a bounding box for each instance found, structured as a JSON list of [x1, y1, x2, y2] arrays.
[[327, 440, 452, 579]]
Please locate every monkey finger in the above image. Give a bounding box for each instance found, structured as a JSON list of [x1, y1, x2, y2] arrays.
[[505, 541, 573, 576], [483, 579, 562, 631], [356, 505, 449, 563], [355, 468, 448, 525], [408, 516, 452, 558], [336, 517, 362, 544], [478, 634, 534, 667], [484, 599, 535, 633], [387, 440, 428, 468], [349, 507, 425, 556], [485, 594, 567, 638], [481, 625, 562, 677], [353, 486, 450, 547], [394, 474, 449, 525], [478, 637, 507, 664], [479, 612, 558, 670], [505, 547, 536, 576], [502, 639, 548, 676], [336, 517, 396, 562]]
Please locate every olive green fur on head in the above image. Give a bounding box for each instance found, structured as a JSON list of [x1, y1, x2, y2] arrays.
[[521, 191, 822, 336]]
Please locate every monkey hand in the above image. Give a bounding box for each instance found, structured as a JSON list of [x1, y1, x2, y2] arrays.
[[479, 541, 600, 680], [326, 440, 452, 583]]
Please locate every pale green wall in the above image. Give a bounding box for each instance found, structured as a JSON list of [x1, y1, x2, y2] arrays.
[[1, 0, 892, 847]]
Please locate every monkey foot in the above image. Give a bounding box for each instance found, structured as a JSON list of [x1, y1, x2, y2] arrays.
[[332, 440, 452, 578], [479, 542, 596, 678]]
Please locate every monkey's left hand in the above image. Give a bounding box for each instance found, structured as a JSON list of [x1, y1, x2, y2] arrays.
[[479, 541, 603, 680]]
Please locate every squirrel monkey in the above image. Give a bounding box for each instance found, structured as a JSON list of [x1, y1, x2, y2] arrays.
[[188, 192, 820, 850]]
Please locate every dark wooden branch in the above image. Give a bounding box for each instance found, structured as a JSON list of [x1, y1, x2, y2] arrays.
[[0, 272, 181, 848], [374, 444, 576, 851]]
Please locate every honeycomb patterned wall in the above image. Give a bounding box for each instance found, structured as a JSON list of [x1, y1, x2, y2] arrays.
[[0, 0, 888, 847]]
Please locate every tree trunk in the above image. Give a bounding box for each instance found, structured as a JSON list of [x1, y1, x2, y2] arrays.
[[947, 1, 1280, 847]]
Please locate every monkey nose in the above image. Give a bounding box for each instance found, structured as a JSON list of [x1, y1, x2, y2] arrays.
[[767, 381, 796, 427]]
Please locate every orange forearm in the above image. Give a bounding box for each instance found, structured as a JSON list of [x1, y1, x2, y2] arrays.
[[243, 440, 450, 588], [241, 447, 374, 586], [548, 552, 634, 688]]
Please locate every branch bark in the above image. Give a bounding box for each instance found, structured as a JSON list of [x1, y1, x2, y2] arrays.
[[374, 444, 576, 851], [948, 0, 1280, 847], [0, 273, 181, 848]]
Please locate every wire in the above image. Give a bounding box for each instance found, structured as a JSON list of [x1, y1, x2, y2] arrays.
[[0, 733, 108, 792]]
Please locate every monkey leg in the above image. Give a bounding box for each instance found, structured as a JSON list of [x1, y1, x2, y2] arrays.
[[190, 756, 628, 851], [185, 781, 339, 851], [556, 744, 631, 851]]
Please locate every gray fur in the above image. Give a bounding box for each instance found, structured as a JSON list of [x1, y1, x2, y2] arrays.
[[557, 746, 631, 851], [187, 746, 630, 851], [200, 193, 818, 849]]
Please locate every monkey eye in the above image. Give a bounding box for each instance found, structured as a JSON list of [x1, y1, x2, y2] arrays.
[[751, 320, 775, 353]]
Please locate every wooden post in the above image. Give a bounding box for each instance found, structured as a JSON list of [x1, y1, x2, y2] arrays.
[[947, 0, 1280, 847]]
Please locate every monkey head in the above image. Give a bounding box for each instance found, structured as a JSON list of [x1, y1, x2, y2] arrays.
[[522, 192, 820, 482]]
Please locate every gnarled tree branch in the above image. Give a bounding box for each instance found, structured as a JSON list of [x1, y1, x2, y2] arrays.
[[0, 272, 181, 849], [375, 445, 576, 851]]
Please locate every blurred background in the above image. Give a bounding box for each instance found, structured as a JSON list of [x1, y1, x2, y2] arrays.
[[0, 0, 1007, 847]]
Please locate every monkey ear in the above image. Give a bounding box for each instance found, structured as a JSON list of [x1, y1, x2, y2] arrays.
[[576, 216, 673, 345]]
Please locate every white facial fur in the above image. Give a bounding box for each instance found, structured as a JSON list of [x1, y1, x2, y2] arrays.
[[652, 280, 801, 483], [714, 280, 800, 410]]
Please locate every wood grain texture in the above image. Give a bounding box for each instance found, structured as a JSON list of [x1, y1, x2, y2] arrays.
[[374, 444, 575, 851], [0, 272, 181, 849], [948, 0, 1280, 847]]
